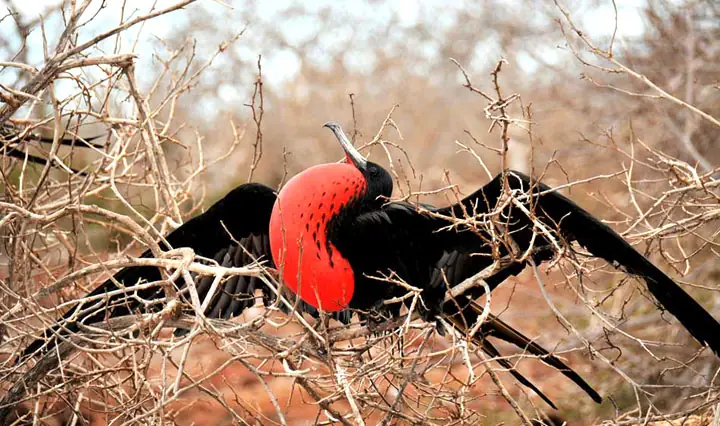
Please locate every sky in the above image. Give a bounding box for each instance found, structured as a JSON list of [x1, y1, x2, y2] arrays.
[[6, 0, 649, 86]]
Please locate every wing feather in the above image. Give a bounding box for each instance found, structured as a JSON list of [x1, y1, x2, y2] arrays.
[[445, 171, 720, 354], [18, 183, 277, 361]]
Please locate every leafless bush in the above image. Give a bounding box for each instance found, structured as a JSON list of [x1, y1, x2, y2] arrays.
[[0, 0, 718, 425]]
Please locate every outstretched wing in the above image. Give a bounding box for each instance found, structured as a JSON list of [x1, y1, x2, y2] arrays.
[[338, 204, 600, 406], [195, 235, 275, 321], [18, 183, 278, 361], [436, 170, 720, 355], [341, 168, 720, 404]]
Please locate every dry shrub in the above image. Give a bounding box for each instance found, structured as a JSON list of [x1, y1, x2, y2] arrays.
[[0, 0, 718, 425]]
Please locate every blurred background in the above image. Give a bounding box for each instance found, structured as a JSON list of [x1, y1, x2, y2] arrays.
[[6, 0, 716, 194], [1, 0, 719, 424]]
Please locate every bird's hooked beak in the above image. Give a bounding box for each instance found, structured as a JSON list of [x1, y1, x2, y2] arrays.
[[323, 121, 368, 171]]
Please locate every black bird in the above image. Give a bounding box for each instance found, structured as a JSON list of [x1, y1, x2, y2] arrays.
[[19, 121, 720, 409]]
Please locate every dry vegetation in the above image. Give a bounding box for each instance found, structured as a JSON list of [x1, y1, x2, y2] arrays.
[[0, 0, 718, 424]]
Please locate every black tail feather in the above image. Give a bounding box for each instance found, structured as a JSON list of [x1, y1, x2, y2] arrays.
[[479, 306, 602, 403], [444, 299, 602, 407], [480, 338, 558, 410], [503, 170, 720, 355]]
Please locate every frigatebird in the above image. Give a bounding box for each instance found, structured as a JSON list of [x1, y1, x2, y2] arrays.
[[18, 122, 720, 409], [0, 122, 102, 174]]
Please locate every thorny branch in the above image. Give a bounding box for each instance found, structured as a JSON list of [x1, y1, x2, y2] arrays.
[[0, 1, 718, 425], [246, 55, 264, 182]]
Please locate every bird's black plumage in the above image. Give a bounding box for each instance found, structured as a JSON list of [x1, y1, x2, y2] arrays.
[[19, 183, 277, 359], [334, 168, 720, 353], [18, 180, 593, 408], [18, 123, 720, 410]]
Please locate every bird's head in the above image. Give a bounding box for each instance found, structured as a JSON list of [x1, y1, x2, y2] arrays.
[[323, 121, 393, 205]]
